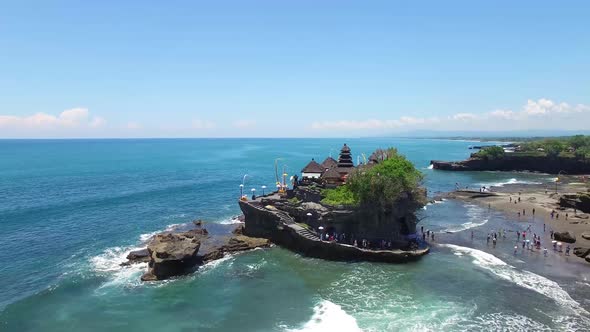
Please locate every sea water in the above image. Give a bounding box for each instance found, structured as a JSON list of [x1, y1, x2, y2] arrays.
[[1, 138, 589, 331]]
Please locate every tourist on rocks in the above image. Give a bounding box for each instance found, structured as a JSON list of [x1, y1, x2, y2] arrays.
[[353, 239, 358, 247]]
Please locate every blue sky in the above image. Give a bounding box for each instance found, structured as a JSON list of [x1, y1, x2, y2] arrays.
[[1, 1, 589, 138]]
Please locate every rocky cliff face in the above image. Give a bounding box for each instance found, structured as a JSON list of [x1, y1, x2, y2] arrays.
[[431, 156, 590, 174]]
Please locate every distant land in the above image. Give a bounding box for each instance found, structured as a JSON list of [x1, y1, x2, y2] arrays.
[[393, 129, 590, 140]]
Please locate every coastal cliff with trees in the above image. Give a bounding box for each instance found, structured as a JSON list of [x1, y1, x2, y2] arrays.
[[238, 145, 429, 263], [431, 135, 590, 174]]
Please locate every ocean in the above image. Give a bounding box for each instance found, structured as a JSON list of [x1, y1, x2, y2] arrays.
[[1, 138, 589, 331]]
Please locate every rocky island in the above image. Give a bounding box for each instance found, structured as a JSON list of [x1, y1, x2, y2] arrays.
[[239, 144, 429, 262], [432, 135, 590, 174]]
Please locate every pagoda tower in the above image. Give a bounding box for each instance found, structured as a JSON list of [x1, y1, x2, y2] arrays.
[[337, 144, 354, 168]]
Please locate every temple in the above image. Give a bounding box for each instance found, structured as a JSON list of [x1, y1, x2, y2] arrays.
[[237, 143, 429, 263], [300, 144, 358, 187]]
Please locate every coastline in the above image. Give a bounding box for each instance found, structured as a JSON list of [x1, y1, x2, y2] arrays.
[[446, 178, 590, 266]]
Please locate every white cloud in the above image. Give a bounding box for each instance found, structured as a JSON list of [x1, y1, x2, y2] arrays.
[[0, 108, 106, 130], [309, 98, 590, 132], [192, 119, 216, 129], [232, 120, 256, 128], [451, 113, 477, 121]]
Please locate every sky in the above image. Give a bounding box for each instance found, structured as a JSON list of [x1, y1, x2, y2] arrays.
[[1, 0, 589, 138]]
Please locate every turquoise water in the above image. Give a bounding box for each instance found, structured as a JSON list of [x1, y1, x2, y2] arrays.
[[1, 138, 589, 331]]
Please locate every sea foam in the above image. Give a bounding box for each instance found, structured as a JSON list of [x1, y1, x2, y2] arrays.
[[287, 300, 362, 332], [441, 244, 590, 326]]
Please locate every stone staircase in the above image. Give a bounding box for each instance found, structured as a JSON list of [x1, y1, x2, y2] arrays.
[[295, 227, 321, 241]]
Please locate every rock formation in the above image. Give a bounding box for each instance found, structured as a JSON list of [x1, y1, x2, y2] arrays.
[[431, 156, 590, 174], [559, 192, 590, 213], [141, 230, 204, 281], [553, 231, 576, 244]]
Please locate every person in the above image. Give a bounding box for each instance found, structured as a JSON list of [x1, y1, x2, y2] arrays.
[[556, 213, 559, 220], [353, 239, 358, 247], [523, 209, 525, 216], [471, 230, 474, 239], [533, 208, 535, 216], [510, 196, 512, 203], [517, 231, 520, 240], [422, 232, 426, 241], [514, 245, 518, 255], [566, 213, 569, 220], [518, 211, 521, 218], [543, 223, 546, 232], [518, 197, 521, 202], [487, 234, 490, 244], [431, 232, 435, 241], [523, 231, 526, 239], [421, 226, 424, 233], [492, 237, 497, 247], [566, 245, 571, 256], [522, 240, 526, 249], [488, 203, 491, 210], [544, 247, 548, 257]]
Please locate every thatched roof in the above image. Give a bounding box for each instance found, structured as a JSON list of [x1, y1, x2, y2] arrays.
[[321, 157, 338, 169], [301, 159, 324, 173], [321, 166, 341, 179]]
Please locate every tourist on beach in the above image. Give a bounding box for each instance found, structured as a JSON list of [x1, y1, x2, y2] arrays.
[[422, 232, 426, 241], [421, 226, 423, 233], [543, 223, 546, 232], [431, 233, 435, 241], [544, 248, 548, 257], [517, 231, 520, 240], [566, 245, 571, 255], [566, 213, 568, 220], [522, 240, 526, 249], [353, 239, 358, 247], [510, 197, 512, 203], [487, 234, 490, 244], [518, 212, 521, 218], [492, 237, 497, 247], [471, 230, 474, 239], [532, 208, 535, 216], [523, 209, 525, 216], [550, 230, 554, 239], [514, 246, 518, 255], [556, 213, 559, 220]]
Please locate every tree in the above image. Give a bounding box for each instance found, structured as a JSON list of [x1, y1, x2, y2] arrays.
[[545, 140, 565, 158], [477, 146, 505, 160]]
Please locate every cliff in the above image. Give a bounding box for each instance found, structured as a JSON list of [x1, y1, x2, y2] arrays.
[[238, 199, 428, 262], [431, 155, 590, 174]]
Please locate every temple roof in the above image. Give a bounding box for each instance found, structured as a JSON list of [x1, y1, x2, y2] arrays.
[[301, 159, 324, 173], [321, 166, 341, 179], [321, 157, 338, 169], [340, 143, 351, 153]]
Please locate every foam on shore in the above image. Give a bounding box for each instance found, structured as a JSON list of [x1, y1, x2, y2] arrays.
[[287, 300, 362, 332], [441, 244, 590, 327]]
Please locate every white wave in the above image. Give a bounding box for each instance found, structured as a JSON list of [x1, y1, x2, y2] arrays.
[[427, 164, 434, 169], [286, 300, 362, 332], [445, 219, 488, 233], [90, 245, 147, 289], [441, 244, 590, 320], [479, 178, 542, 188], [218, 216, 244, 225]]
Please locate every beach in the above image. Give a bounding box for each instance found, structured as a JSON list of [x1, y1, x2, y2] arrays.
[[448, 176, 590, 265]]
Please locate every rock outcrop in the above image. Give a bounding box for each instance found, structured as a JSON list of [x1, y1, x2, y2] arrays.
[[553, 231, 576, 244], [582, 232, 590, 241], [574, 247, 590, 258], [559, 192, 590, 213], [141, 230, 203, 281], [431, 156, 590, 174]]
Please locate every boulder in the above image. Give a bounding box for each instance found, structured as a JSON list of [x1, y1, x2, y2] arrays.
[[222, 235, 271, 253], [120, 248, 151, 266], [582, 232, 590, 240], [141, 232, 202, 281], [573, 247, 590, 258], [587, 256, 590, 263], [553, 231, 576, 244]]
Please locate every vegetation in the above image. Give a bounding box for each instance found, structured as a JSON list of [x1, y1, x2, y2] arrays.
[[288, 197, 301, 205], [475, 146, 505, 160], [321, 148, 425, 208], [473, 135, 590, 161]]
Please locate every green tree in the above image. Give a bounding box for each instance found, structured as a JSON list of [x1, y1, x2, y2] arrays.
[[477, 146, 505, 160], [545, 140, 565, 158]]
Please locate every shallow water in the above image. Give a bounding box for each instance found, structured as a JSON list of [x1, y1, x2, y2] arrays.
[[1, 138, 589, 331]]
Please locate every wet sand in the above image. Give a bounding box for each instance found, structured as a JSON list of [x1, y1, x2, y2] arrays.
[[447, 177, 590, 265]]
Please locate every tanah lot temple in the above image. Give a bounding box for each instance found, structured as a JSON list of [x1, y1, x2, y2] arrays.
[[238, 143, 429, 263]]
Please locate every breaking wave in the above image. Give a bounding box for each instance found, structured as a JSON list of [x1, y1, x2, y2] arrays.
[[478, 178, 541, 188], [441, 244, 590, 329], [286, 300, 362, 332], [443, 204, 488, 233]]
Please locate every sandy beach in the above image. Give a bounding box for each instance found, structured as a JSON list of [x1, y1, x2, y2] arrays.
[[447, 176, 590, 265]]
